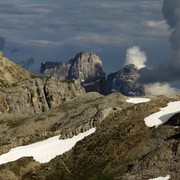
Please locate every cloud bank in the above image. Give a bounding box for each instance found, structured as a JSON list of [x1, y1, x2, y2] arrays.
[[139, 0, 180, 84], [144, 82, 179, 96]]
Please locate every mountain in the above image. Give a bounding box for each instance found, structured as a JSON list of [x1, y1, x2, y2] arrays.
[[0, 92, 127, 155], [0, 52, 31, 87], [0, 94, 180, 179], [40, 52, 109, 95], [0, 53, 179, 180], [0, 54, 85, 115], [107, 64, 145, 96]]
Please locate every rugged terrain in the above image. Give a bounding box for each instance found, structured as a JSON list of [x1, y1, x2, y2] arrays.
[[40, 52, 109, 95], [0, 55, 179, 180], [0, 53, 85, 115], [40, 52, 145, 96], [0, 52, 31, 88], [107, 64, 145, 96], [0, 92, 180, 179]]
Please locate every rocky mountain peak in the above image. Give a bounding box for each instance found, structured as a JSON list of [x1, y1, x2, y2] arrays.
[[69, 51, 104, 82], [73, 51, 102, 65], [116, 64, 139, 81], [0, 51, 3, 57], [0, 54, 31, 87], [0, 55, 85, 115], [40, 52, 109, 95], [122, 64, 137, 73], [107, 64, 145, 96]]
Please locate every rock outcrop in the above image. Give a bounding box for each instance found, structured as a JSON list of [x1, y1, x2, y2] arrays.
[[0, 52, 31, 87], [40, 52, 109, 95], [0, 92, 127, 155], [0, 95, 180, 179], [0, 55, 85, 115], [107, 64, 145, 96], [0, 78, 85, 115]]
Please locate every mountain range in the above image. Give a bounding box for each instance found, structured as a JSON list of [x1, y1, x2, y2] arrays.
[[40, 52, 145, 96], [0, 53, 179, 179]]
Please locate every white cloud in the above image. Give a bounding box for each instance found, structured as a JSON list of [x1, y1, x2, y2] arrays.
[[144, 82, 179, 96], [124, 46, 147, 69], [145, 20, 169, 29]]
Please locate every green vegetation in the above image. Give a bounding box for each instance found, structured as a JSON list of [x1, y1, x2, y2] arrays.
[[30, 73, 46, 79], [7, 118, 27, 128], [0, 141, 9, 147], [91, 103, 99, 110], [34, 117, 45, 122], [11, 83, 18, 87], [0, 79, 8, 88]]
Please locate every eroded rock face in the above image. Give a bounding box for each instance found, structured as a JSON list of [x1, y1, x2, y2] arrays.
[[0, 55, 85, 115], [0, 92, 127, 155], [0, 54, 31, 87], [0, 78, 85, 115], [68, 52, 104, 81], [0, 96, 180, 180], [107, 64, 145, 96], [40, 52, 109, 95]]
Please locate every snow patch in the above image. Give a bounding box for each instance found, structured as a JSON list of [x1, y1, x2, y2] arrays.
[[144, 101, 180, 127], [149, 175, 171, 180], [126, 97, 151, 104], [0, 128, 96, 165]]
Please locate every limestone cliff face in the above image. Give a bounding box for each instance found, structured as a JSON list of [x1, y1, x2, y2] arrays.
[[0, 54, 85, 115], [107, 64, 145, 96], [68, 52, 105, 82], [0, 78, 85, 115], [40, 52, 109, 95], [0, 52, 31, 87], [0, 95, 180, 180], [0, 92, 127, 155]]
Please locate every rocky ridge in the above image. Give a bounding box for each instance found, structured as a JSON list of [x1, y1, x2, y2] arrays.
[[0, 52, 31, 88], [40, 52, 145, 96], [0, 54, 179, 179], [40, 52, 109, 95], [0, 55, 85, 115], [0, 94, 180, 179], [0, 92, 127, 155], [108, 64, 145, 96], [0, 78, 85, 115]]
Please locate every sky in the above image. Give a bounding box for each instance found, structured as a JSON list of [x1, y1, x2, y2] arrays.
[[0, 0, 172, 74]]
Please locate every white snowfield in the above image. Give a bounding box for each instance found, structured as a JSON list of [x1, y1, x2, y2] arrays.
[[126, 97, 151, 104], [149, 175, 171, 180], [0, 128, 96, 165], [145, 101, 180, 127]]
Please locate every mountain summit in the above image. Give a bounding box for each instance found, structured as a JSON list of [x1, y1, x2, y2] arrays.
[[40, 52, 104, 81], [40, 52, 109, 95], [0, 52, 31, 87], [0, 53, 85, 114], [107, 64, 145, 96]]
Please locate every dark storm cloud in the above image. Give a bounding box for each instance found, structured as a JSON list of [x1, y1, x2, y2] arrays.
[[0, 4, 53, 15], [0, 1, 165, 40], [162, 0, 180, 51], [11, 48, 18, 54], [0, 36, 5, 50], [0, 0, 170, 74], [139, 0, 180, 83], [18, 57, 35, 70]]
